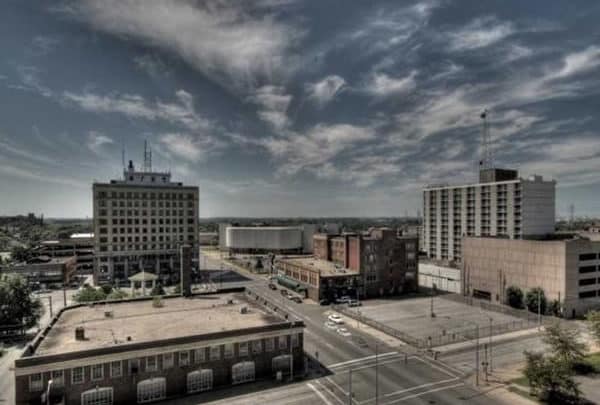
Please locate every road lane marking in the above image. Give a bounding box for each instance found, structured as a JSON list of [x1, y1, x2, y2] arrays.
[[328, 352, 398, 368], [413, 356, 459, 378], [316, 379, 346, 405], [334, 355, 417, 373], [326, 376, 349, 396], [307, 383, 334, 405], [383, 377, 459, 397], [385, 382, 465, 404]]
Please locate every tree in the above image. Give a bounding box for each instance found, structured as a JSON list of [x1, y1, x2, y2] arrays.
[[100, 284, 113, 296], [0, 274, 44, 328], [543, 322, 586, 366], [173, 284, 181, 294], [10, 245, 30, 263], [525, 287, 547, 314], [586, 310, 600, 345], [506, 285, 524, 309], [150, 283, 165, 296], [547, 299, 562, 317], [74, 286, 107, 303], [107, 289, 128, 300], [524, 351, 580, 403]]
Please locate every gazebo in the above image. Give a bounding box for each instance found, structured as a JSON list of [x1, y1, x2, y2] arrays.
[[128, 271, 158, 296]]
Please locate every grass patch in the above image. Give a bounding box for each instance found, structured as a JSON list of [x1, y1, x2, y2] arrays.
[[583, 352, 600, 372], [508, 385, 538, 403], [510, 375, 530, 388]]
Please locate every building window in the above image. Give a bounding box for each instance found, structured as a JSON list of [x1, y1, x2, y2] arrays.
[[224, 343, 234, 359], [238, 342, 249, 357], [137, 378, 166, 403], [265, 338, 274, 352], [579, 253, 598, 261], [579, 266, 597, 274], [291, 334, 299, 348], [91, 364, 104, 381], [179, 351, 190, 366], [52, 370, 64, 387], [210, 346, 220, 361], [110, 361, 122, 378], [81, 387, 113, 405], [252, 340, 262, 354], [232, 361, 255, 385], [129, 359, 140, 375], [272, 355, 292, 374], [579, 278, 597, 286], [163, 353, 174, 369], [278, 336, 287, 350], [194, 348, 205, 363], [72, 366, 85, 384], [187, 369, 213, 393], [29, 373, 43, 392], [146, 356, 158, 372], [579, 290, 597, 299]]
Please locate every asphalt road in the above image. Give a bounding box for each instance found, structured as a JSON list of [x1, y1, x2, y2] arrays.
[[198, 251, 504, 405]]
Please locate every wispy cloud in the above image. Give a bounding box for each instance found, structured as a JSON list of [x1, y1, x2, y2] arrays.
[[305, 75, 346, 107], [158, 132, 215, 161], [448, 16, 514, 51], [365, 70, 418, 98], [87, 131, 114, 154], [133, 54, 171, 78], [247, 85, 292, 131]]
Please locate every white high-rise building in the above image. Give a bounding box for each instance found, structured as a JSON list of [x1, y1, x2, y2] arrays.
[[93, 159, 199, 285], [422, 168, 555, 262]]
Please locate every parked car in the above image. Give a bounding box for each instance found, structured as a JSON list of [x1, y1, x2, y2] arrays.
[[328, 314, 344, 324], [336, 296, 351, 304], [336, 327, 352, 337], [290, 296, 302, 303], [319, 299, 330, 306], [268, 283, 277, 290], [347, 299, 362, 307]]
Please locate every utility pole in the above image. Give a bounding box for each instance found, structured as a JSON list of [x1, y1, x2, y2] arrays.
[[475, 324, 479, 386], [290, 321, 294, 381], [62, 284, 67, 307], [489, 317, 493, 372], [538, 289, 542, 328], [375, 343, 379, 405], [430, 283, 436, 318], [348, 368, 353, 405]]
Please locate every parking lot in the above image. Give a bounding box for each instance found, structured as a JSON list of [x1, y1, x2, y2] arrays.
[[350, 295, 529, 346]]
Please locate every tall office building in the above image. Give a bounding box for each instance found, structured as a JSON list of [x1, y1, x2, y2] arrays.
[[93, 159, 199, 285], [422, 168, 555, 262]]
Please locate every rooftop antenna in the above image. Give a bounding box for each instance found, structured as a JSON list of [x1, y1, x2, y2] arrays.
[[143, 140, 152, 172], [121, 139, 126, 171], [479, 109, 492, 170], [569, 203, 575, 224]]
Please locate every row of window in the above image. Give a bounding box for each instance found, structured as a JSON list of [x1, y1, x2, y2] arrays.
[[579, 266, 598, 274], [100, 227, 194, 235], [98, 210, 194, 217], [579, 278, 599, 286], [99, 200, 194, 208], [580, 253, 599, 262], [29, 336, 299, 391], [579, 290, 600, 299], [97, 191, 195, 200], [100, 218, 194, 226], [99, 241, 193, 252]]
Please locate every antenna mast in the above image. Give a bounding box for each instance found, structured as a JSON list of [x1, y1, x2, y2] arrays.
[[143, 140, 152, 172], [480, 109, 492, 169]]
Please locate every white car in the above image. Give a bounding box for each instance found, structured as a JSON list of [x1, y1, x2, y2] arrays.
[[336, 327, 352, 337], [325, 321, 338, 330], [328, 314, 344, 324]]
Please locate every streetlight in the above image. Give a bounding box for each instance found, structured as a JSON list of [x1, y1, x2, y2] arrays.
[[375, 342, 379, 405], [464, 320, 480, 386]]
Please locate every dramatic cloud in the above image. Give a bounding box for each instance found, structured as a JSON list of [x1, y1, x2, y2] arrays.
[[62, 89, 211, 131], [247, 85, 292, 131], [366, 70, 418, 98], [86, 131, 114, 154], [62, 0, 302, 90], [448, 16, 514, 51], [306, 75, 346, 106], [159, 133, 206, 161]]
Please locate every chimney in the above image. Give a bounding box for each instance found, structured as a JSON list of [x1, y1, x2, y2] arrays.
[[75, 327, 85, 341], [180, 244, 192, 297]]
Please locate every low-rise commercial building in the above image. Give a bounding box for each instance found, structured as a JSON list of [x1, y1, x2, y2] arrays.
[[15, 292, 304, 405], [33, 234, 94, 273], [462, 236, 600, 318], [0, 255, 76, 285], [221, 225, 317, 254], [277, 228, 418, 300]]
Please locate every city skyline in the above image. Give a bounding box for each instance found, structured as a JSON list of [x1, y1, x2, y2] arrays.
[[1, 1, 600, 218]]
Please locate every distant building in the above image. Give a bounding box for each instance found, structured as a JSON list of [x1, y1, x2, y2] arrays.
[[198, 232, 218, 246], [0, 255, 76, 285], [418, 262, 461, 294], [32, 233, 94, 273], [277, 228, 418, 300], [462, 235, 600, 318], [14, 292, 304, 405], [92, 159, 199, 285], [423, 168, 556, 262], [220, 224, 319, 254]]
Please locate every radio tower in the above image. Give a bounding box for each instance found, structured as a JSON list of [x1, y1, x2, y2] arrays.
[[479, 109, 492, 169], [143, 140, 152, 172]]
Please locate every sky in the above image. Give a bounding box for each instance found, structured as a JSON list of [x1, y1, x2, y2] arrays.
[[1, 0, 599, 218]]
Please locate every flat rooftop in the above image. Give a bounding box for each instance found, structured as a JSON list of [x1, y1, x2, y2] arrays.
[[281, 256, 359, 277], [34, 293, 284, 356]]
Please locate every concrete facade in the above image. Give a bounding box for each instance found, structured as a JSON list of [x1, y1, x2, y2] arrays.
[[423, 169, 555, 262], [1, 256, 77, 285], [221, 224, 318, 254], [92, 160, 199, 286], [14, 293, 304, 405], [462, 236, 600, 318]]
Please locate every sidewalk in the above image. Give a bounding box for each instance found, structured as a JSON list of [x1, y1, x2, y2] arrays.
[[434, 327, 543, 355]]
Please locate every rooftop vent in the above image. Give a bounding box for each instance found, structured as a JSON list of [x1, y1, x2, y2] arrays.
[[104, 311, 113, 318], [75, 327, 85, 341], [240, 306, 248, 314], [227, 299, 235, 305]]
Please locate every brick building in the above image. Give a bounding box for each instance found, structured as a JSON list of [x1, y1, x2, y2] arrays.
[[15, 292, 304, 405], [278, 228, 418, 300], [1, 255, 76, 285]]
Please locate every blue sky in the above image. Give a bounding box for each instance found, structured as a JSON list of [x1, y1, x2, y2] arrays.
[[1, 0, 599, 218]]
